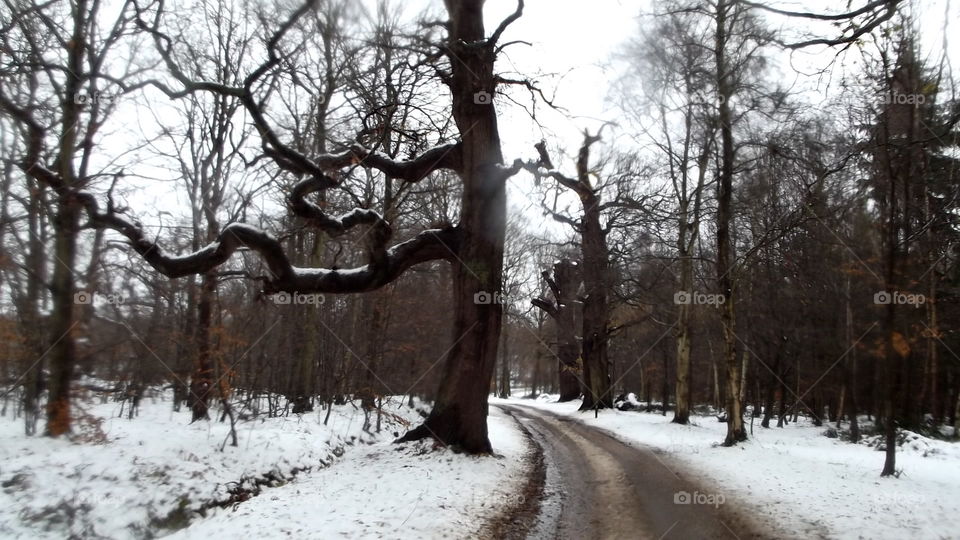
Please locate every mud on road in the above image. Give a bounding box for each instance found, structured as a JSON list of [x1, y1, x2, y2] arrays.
[[494, 405, 774, 540]]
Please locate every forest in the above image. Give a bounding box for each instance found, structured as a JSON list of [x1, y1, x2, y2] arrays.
[[0, 0, 958, 538]]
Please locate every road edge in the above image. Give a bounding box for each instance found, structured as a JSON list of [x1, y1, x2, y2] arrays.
[[512, 402, 807, 539], [479, 405, 547, 539]]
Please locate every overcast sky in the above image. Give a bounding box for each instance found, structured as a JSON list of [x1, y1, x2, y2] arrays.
[[125, 0, 960, 240], [475, 0, 960, 234]]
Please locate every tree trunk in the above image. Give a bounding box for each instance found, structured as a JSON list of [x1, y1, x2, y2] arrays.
[[21, 180, 46, 436], [661, 348, 670, 416], [711, 342, 720, 410], [739, 348, 749, 409], [844, 274, 860, 441], [925, 253, 939, 425], [673, 249, 693, 424], [953, 390, 960, 440], [531, 333, 543, 397], [714, 0, 745, 446], [189, 271, 216, 421], [397, 0, 506, 453], [173, 279, 196, 413], [553, 260, 583, 401], [46, 202, 80, 436], [761, 353, 779, 429], [579, 165, 612, 411], [498, 320, 511, 398]]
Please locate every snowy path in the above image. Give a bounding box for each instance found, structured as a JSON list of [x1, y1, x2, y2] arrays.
[[500, 405, 766, 540], [166, 406, 531, 539], [498, 396, 960, 540]]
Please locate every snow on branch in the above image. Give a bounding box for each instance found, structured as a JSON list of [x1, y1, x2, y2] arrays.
[[77, 190, 460, 294]]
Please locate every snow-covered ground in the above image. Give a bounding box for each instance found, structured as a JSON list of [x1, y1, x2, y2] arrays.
[[0, 390, 530, 539], [497, 395, 960, 540], [170, 407, 528, 539]]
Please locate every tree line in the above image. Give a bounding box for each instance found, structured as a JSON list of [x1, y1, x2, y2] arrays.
[[0, 0, 958, 476]]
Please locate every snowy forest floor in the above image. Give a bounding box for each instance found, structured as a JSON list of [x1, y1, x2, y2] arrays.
[[0, 387, 529, 539], [497, 395, 960, 540], [4, 387, 958, 540]]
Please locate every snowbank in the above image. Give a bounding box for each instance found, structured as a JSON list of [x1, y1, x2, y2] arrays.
[[0, 391, 529, 539], [166, 406, 529, 539]]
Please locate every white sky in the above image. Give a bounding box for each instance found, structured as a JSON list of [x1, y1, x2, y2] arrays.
[[480, 0, 960, 235], [111, 0, 960, 239]]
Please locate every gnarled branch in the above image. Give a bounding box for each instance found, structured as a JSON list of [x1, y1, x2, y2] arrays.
[[77, 190, 460, 294]]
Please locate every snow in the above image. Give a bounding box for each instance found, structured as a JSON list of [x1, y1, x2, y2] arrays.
[[498, 395, 960, 540], [0, 391, 530, 539], [169, 407, 529, 539]]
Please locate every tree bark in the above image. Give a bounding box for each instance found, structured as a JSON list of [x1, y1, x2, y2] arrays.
[[498, 321, 511, 398], [46, 202, 80, 436], [189, 271, 216, 421], [533, 260, 583, 402], [715, 0, 746, 446], [396, 0, 512, 453], [577, 143, 613, 411], [673, 283, 692, 423]]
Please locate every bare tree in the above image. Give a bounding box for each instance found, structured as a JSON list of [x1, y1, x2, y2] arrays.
[[621, 4, 717, 424], [0, 0, 143, 435], [0, 0, 529, 453], [532, 258, 583, 401]]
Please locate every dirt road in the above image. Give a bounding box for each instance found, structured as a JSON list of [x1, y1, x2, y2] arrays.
[[498, 405, 771, 540]]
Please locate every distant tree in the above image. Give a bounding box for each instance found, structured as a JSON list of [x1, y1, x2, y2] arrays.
[[532, 258, 583, 402], [621, 4, 717, 424]]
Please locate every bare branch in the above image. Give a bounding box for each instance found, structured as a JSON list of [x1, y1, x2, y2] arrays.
[[488, 0, 524, 47], [76, 191, 459, 294]]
